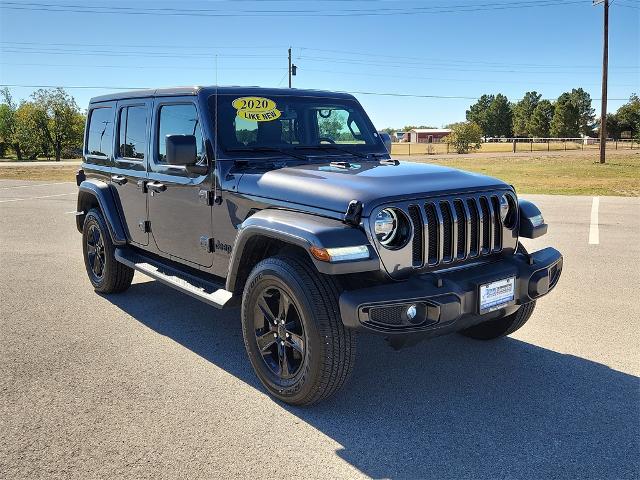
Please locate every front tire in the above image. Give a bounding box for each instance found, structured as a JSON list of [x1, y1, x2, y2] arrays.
[[82, 208, 134, 293], [241, 255, 356, 405]]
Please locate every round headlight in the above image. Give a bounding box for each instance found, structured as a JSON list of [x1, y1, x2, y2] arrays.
[[375, 208, 398, 245], [499, 194, 510, 222], [500, 193, 517, 229]]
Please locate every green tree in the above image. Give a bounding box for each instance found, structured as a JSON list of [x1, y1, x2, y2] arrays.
[[30, 88, 84, 161], [615, 93, 640, 139], [528, 100, 555, 138], [13, 102, 45, 160], [402, 125, 435, 131], [487, 94, 513, 137], [512, 91, 541, 137], [0, 88, 21, 159], [550, 93, 580, 138], [570, 88, 595, 136], [318, 116, 343, 139], [466, 94, 512, 137], [445, 121, 483, 154], [466, 94, 494, 136]]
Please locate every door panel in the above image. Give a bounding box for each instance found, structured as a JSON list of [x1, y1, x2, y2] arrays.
[[111, 101, 151, 246], [147, 98, 213, 267]]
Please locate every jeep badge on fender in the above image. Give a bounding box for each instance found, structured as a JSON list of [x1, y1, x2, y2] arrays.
[[76, 86, 562, 406]]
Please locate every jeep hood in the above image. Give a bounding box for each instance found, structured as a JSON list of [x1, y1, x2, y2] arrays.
[[237, 160, 510, 216]]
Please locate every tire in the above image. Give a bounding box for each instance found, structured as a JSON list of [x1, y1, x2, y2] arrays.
[[459, 243, 536, 340], [241, 254, 356, 405], [82, 208, 134, 294]]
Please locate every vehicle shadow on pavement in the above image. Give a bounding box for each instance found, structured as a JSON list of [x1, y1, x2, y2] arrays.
[[109, 281, 639, 480]]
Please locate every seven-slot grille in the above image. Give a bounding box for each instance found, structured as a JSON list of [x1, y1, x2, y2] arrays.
[[409, 194, 505, 268]]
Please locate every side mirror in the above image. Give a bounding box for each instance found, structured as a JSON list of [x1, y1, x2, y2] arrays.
[[166, 134, 197, 166], [379, 132, 392, 153]]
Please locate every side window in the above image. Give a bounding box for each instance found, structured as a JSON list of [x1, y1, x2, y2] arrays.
[[86, 107, 113, 157], [157, 104, 204, 163], [118, 105, 147, 160]]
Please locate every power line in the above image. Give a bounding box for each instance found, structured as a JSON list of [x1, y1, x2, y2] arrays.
[[0, 40, 286, 50], [297, 55, 639, 75], [0, 84, 629, 102], [0, 62, 286, 71], [2, 41, 636, 72], [0, 0, 588, 17], [297, 46, 638, 69], [302, 67, 638, 87]]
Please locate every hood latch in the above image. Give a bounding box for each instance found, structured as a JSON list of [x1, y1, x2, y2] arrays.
[[344, 200, 363, 226]]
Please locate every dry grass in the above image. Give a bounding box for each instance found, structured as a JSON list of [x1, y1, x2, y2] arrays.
[[0, 166, 78, 182], [1, 150, 638, 196], [410, 150, 640, 196]]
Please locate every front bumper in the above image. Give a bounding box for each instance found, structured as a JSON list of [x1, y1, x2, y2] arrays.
[[339, 247, 562, 337]]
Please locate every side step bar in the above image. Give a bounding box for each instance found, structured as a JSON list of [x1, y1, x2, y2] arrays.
[[115, 248, 233, 309]]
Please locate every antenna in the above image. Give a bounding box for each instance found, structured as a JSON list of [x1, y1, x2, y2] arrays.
[[213, 53, 221, 204]]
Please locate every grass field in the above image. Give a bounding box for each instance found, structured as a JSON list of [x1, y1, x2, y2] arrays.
[[1, 150, 638, 196], [0, 165, 79, 182], [412, 150, 640, 196]]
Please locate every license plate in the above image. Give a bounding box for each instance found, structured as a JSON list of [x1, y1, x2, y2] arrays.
[[479, 277, 515, 313]]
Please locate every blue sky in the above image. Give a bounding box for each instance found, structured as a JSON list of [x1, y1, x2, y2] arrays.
[[0, 0, 638, 129]]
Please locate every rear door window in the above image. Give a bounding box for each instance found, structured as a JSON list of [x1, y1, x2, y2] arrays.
[[86, 107, 114, 157], [118, 105, 147, 160]]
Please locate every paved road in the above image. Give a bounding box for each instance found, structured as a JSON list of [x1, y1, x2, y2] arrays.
[[1, 180, 639, 479]]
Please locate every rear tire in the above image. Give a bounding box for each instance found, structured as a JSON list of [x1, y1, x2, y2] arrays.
[[459, 243, 536, 340], [82, 208, 134, 294], [241, 255, 356, 405]]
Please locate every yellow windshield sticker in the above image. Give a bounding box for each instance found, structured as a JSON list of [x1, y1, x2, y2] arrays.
[[232, 96, 281, 122]]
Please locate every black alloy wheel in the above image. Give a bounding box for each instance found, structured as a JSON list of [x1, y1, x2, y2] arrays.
[[86, 223, 106, 280], [81, 208, 134, 293], [241, 255, 356, 405], [254, 286, 306, 379]]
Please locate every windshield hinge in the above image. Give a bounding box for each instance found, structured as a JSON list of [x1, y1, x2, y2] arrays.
[[200, 236, 215, 253], [330, 160, 351, 169], [344, 200, 363, 226], [380, 158, 399, 165]]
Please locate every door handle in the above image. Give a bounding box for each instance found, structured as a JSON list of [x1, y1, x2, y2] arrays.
[[147, 181, 166, 193], [111, 175, 127, 185]]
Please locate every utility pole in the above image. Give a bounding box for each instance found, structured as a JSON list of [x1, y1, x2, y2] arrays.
[[288, 47, 292, 88], [595, 0, 609, 164], [288, 47, 297, 88]]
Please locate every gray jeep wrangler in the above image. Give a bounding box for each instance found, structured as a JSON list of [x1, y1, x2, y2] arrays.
[[77, 86, 562, 405]]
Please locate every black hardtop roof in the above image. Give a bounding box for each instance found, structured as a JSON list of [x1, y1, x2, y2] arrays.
[[89, 86, 357, 104]]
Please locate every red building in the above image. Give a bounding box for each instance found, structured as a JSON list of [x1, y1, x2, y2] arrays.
[[406, 128, 451, 143]]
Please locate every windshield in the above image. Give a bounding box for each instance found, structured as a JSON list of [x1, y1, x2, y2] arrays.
[[209, 94, 384, 158]]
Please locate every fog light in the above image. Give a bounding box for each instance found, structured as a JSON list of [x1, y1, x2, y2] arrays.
[[406, 304, 417, 320]]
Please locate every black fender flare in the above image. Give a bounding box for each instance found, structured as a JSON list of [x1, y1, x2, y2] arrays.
[[76, 180, 127, 245], [225, 209, 380, 293], [518, 199, 548, 239]]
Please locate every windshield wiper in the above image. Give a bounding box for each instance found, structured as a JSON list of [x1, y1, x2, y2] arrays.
[[227, 146, 308, 161], [294, 144, 368, 159]]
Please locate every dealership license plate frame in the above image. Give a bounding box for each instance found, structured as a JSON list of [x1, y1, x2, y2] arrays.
[[479, 276, 516, 314]]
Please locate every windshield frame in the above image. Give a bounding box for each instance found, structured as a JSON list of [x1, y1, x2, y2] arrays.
[[207, 92, 387, 160]]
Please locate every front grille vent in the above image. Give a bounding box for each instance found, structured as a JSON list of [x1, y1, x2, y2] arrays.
[[408, 194, 504, 269]]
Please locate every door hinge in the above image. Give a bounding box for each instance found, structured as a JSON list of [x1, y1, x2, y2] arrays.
[[199, 189, 215, 206], [139, 220, 151, 233], [199, 236, 215, 253], [137, 179, 148, 193]]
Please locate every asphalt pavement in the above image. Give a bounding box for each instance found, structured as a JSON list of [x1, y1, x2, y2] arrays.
[[1, 180, 638, 479]]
